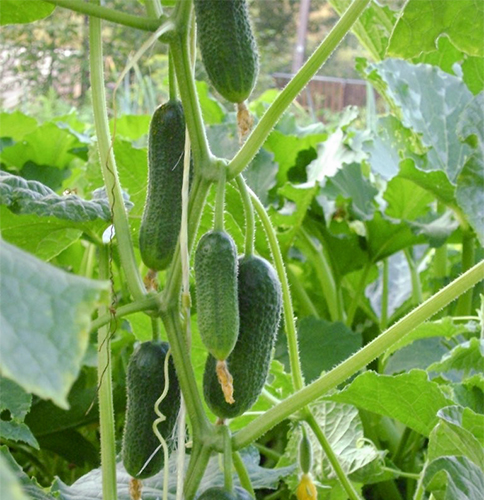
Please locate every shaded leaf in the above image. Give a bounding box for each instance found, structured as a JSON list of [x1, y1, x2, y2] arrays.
[[243, 149, 278, 206], [0, 420, 39, 449], [0, 240, 108, 408], [196, 80, 227, 125], [0, 376, 32, 420]]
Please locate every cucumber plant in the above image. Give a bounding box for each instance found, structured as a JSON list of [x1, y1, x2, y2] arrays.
[[4, 1, 484, 500]]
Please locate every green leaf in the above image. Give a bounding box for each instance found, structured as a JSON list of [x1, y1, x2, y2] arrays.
[[0, 240, 108, 408], [0, 171, 118, 222], [196, 80, 227, 125], [388, 0, 484, 58], [0, 453, 29, 500], [125, 312, 153, 342], [325, 370, 453, 436], [0, 420, 39, 449], [0, 207, 83, 261], [0, 122, 87, 170], [429, 338, 484, 381], [109, 114, 151, 141], [462, 56, 484, 94], [243, 149, 278, 206], [423, 455, 484, 500], [0, 0, 55, 25], [297, 317, 362, 383], [0, 111, 37, 141], [0, 376, 31, 420], [428, 406, 484, 469], [277, 402, 380, 490], [367, 59, 474, 183], [416, 37, 466, 75], [438, 405, 484, 443], [384, 176, 433, 220], [54, 446, 294, 499]]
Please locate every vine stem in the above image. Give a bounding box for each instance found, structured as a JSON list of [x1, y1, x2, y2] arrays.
[[97, 245, 117, 500], [232, 452, 255, 497], [455, 232, 476, 315], [286, 265, 319, 318], [233, 260, 484, 449], [404, 248, 423, 306], [214, 167, 226, 231], [44, 0, 162, 31], [89, 3, 146, 301], [222, 426, 234, 493], [345, 261, 372, 327], [381, 258, 389, 330], [228, 0, 371, 177], [306, 414, 362, 500], [235, 176, 255, 256]]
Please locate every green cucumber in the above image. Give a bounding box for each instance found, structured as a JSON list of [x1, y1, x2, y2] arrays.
[[193, 0, 259, 103], [195, 230, 239, 362], [139, 100, 188, 271], [203, 255, 282, 419], [122, 341, 180, 479]]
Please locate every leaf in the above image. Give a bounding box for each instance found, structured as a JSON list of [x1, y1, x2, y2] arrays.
[[462, 56, 484, 94], [0, 172, 113, 222], [388, 0, 484, 58], [406, 211, 459, 247], [54, 446, 294, 499], [0, 420, 39, 449], [0, 0, 55, 25], [366, 59, 474, 183], [0, 239, 108, 408], [384, 176, 433, 220], [423, 456, 484, 500], [0, 376, 32, 420], [438, 405, 484, 444], [243, 149, 278, 206], [325, 370, 453, 436], [277, 402, 381, 490], [196, 80, 227, 125], [428, 338, 484, 381], [0, 453, 29, 500], [0, 111, 37, 141], [0, 207, 83, 261], [109, 114, 151, 141], [0, 122, 87, 170], [428, 406, 484, 469], [416, 37, 466, 75], [296, 317, 362, 383]]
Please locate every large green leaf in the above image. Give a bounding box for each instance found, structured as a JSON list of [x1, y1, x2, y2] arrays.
[[0, 0, 55, 25], [0, 240, 108, 408], [423, 455, 484, 500], [0, 111, 37, 141], [325, 370, 453, 436], [388, 0, 484, 58], [54, 446, 294, 499], [0, 453, 29, 500]]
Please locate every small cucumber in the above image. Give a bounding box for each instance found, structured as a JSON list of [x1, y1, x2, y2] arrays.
[[139, 100, 188, 271], [122, 341, 180, 479], [193, 0, 259, 103], [203, 255, 282, 419]]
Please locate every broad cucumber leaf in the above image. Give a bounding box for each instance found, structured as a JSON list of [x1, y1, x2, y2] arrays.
[[196, 80, 227, 125], [0, 207, 83, 261], [0, 420, 38, 449], [324, 370, 453, 436], [0, 453, 29, 500], [0, 0, 55, 25], [0, 111, 37, 141], [277, 402, 382, 490], [438, 405, 484, 444], [388, 0, 484, 58], [54, 446, 294, 499], [0, 172, 113, 222], [109, 114, 151, 141], [0, 240, 109, 408], [423, 455, 484, 500]]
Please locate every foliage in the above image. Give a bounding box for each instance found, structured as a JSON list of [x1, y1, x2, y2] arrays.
[[0, 1, 483, 500]]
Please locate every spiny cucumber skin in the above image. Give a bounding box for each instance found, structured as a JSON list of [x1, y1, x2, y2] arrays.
[[193, 0, 259, 103], [195, 231, 240, 361], [203, 255, 282, 419], [139, 100, 187, 271], [122, 341, 180, 479]]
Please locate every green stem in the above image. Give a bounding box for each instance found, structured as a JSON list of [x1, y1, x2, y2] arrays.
[[97, 245, 117, 500], [232, 260, 484, 449], [228, 0, 371, 177], [89, 4, 146, 301], [161, 309, 210, 436], [286, 265, 319, 318], [346, 262, 372, 327], [44, 0, 161, 31], [184, 444, 212, 500], [222, 426, 233, 493], [143, 0, 162, 18], [169, 27, 212, 174], [232, 452, 255, 497], [455, 232, 476, 316], [299, 227, 341, 322], [151, 317, 161, 341], [168, 50, 177, 101], [254, 443, 282, 462], [235, 176, 255, 256], [404, 248, 423, 306], [306, 413, 362, 500], [249, 189, 305, 391], [214, 167, 226, 231], [381, 258, 389, 330], [381, 467, 420, 480]]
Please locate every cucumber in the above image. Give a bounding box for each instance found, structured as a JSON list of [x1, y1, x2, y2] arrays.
[[203, 255, 282, 419], [193, 0, 259, 103], [139, 100, 188, 271], [122, 341, 180, 479], [195, 231, 239, 362]]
